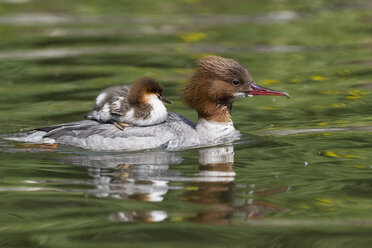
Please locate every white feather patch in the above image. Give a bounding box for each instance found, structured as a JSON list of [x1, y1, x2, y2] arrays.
[[95, 92, 107, 106], [120, 94, 167, 126]]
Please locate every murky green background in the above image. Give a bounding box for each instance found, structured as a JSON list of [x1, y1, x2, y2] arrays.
[[1, 0, 372, 247]]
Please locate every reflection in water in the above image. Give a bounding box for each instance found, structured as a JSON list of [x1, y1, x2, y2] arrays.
[[62, 151, 182, 202], [186, 146, 235, 224], [109, 210, 168, 223], [58, 146, 289, 224]]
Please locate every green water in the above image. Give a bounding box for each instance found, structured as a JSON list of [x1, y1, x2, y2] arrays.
[[1, 0, 372, 247]]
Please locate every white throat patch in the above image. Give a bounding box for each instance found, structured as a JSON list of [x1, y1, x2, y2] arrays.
[[234, 92, 246, 99], [122, 94, 168, 126]]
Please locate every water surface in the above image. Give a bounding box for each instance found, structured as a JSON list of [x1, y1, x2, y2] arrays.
[[1, 0, 372, 247]]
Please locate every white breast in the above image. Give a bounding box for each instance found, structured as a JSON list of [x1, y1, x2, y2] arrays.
[[196, 118, 240, 142], [120, 94, 168, 126]]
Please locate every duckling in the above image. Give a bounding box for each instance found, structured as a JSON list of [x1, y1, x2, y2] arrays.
[[85, 77, 171, 130]]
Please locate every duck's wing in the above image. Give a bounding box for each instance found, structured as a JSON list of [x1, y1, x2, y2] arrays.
[[85, 84, 131, 119], [35, 120, 94, 133], [109, 85, 131, 116]]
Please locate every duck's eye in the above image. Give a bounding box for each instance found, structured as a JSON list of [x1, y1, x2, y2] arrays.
[[232, 79, 240, 85]]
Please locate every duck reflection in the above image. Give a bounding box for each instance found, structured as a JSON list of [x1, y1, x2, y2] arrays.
[[63, 151, 182, 202], [58, 145, 289, 224], [184, 146, 235, 224]]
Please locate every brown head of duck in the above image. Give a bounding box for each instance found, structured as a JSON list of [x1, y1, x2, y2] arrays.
[[182, 56, 289, 123]]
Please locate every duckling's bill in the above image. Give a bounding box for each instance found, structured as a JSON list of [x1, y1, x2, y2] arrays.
[[156, 93, 172, 104]]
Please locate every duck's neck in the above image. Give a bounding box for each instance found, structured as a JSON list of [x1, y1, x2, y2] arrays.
[[195, 101, 237, 138], [196, 101, 232, 123]]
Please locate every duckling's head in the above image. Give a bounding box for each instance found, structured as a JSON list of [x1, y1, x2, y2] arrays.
[[182, 56, 289, 122], [129, 77, 171, 105]]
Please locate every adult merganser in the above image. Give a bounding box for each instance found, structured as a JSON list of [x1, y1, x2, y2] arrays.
[[8, 56, 289, 151], [85, 77, 171, 130]]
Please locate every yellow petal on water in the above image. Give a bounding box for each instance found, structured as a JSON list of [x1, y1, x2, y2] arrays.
[[180, 32, 206, 42], [349, 90, 366, 95], [332, 103, 346, 108], [261, 79, 278, 85], [315, 198, 334, 207], [324, 151, 339, 157], [311, 75, 327, 81], [343, 155, 357, 158], [316, 198, 333, 203], [346, 90, 367, 100], [319, 121, 346, 126], [315, 202, 333, 208], [324, 151, 357, 158], [318, 133, 332, 136], [348, 90, 367, 96], [353, 165, 366, 168], [346, 96, 361, 99]]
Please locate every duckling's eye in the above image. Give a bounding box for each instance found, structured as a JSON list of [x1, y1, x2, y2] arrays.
[[232, 79, 240, 85]]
